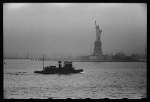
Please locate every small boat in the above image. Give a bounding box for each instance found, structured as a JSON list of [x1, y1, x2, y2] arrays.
[[34, 55, 83, 74]]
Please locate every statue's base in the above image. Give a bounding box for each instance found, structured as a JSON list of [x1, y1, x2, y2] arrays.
[[89, 55, 105, 60], [93, 40, 103, 56]]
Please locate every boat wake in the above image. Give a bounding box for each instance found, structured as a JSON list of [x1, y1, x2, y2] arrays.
[[80, 71, 85, 74], [5, 72, 27, 75]]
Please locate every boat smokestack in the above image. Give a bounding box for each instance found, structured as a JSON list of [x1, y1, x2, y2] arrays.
[[58, 61, 62, 68]]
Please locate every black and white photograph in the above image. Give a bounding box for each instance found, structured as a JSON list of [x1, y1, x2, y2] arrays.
[[3, 3, 147, 99]]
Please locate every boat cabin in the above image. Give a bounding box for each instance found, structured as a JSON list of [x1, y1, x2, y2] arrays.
[[58, 61, 74, 69], [43, 61, 74, 71]]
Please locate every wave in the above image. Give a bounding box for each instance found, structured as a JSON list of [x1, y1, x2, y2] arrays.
[[5, 72, 27, 75]]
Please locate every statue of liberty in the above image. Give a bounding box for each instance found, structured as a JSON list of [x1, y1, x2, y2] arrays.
[[92, 21, 103, 57], [95, 21, 102, 41]]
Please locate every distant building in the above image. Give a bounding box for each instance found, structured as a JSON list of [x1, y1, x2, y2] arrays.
[[138, 54, 147, 61]]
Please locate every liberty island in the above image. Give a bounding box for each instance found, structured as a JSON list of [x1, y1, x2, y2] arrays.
[[77, 21, 111, 62], [75, 21, 145, 62]]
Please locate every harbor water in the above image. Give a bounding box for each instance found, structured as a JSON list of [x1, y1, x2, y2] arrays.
[[4, 59, 147, 99]]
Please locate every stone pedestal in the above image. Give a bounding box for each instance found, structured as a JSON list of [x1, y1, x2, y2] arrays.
[[93, 40, 103, 56]]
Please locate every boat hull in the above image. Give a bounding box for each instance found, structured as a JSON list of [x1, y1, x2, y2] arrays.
[[34, 69, 83, 74]]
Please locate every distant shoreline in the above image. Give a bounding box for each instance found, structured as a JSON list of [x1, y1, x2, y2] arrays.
[[3, 58, 147, 62]]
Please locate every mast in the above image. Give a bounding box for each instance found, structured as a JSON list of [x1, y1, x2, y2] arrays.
[[20, 53, 22, 58], [43, 54, 44, 69], [91, 42, 92, 55], [26, 53, 29, 59]]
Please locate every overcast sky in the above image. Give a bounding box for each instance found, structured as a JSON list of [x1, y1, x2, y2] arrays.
[[3, 3, 147, 56]]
